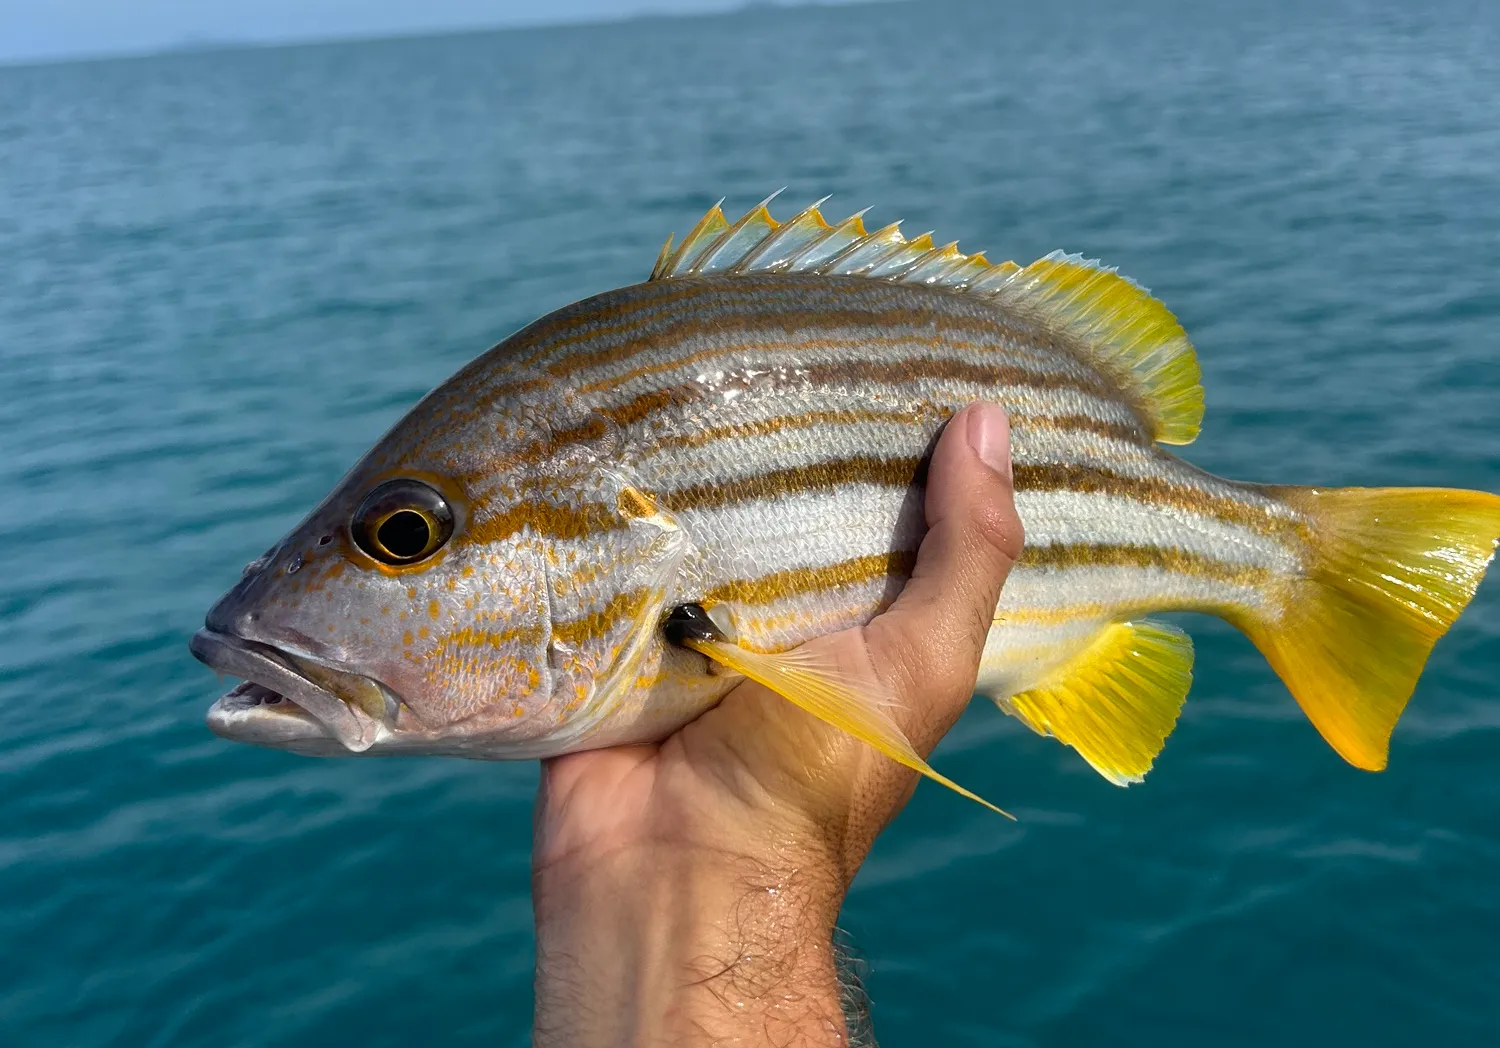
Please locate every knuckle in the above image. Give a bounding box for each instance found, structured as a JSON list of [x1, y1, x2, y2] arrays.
[[967, 490, 1024, 566]]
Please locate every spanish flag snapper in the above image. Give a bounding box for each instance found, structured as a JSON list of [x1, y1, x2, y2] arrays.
[[192, 195, 1500, 809]]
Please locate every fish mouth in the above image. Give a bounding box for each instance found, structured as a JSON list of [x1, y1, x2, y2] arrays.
[[190, 629, 397, 754]]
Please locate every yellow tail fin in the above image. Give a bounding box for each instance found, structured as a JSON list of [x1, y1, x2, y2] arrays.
[[1246, 486, 1500, 770]]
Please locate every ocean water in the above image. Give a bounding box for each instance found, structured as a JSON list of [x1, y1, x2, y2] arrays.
[[3, 0, 1498, 1044]]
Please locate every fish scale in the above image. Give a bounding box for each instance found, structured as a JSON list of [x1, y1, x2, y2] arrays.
[[192, 196, 1500, 806]]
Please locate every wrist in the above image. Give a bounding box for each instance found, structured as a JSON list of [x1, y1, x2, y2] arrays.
[[532, 841, 847, 1047]]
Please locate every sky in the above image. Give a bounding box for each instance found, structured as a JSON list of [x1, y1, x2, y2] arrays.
[[0, 0, 798, 67]]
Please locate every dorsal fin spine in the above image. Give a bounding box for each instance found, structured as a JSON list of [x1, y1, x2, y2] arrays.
[[784, 209, 871, 273], [728, 195, 831, 274], [967, 260, 1022, 292], [687, 190, 784, 276], [905, 242, 968, 285], [823, 222, 907, 276], [650, 234, 676, 280], [659, 199, 727, 275], [865, 233, 937, 279]]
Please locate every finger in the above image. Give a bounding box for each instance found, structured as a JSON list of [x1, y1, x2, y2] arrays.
[[864, 403, 1024, 750]]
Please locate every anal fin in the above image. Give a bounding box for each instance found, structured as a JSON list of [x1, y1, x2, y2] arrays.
[[996, 620, 1193, 786]]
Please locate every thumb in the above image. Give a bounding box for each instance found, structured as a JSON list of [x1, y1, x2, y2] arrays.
[[863, 403, 1025, 753]]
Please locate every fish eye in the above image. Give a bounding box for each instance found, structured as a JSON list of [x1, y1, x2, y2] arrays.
[[352, 480, 454, 565]]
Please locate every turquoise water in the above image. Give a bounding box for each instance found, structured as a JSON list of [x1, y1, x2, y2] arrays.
[[3, 0, 1499, 1043]]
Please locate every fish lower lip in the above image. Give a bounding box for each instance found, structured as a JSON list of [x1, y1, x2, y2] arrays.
[[189, 628, 377, 752]]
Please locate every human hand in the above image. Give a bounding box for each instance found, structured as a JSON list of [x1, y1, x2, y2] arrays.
[[531, 403, 1023, 1047]]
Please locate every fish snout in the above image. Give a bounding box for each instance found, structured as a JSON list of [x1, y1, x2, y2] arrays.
[[205, 571, 266, 638], [206, 540, 318, 641]]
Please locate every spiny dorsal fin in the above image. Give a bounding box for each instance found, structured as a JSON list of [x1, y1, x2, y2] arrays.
[[651, 195, 1204, 445]]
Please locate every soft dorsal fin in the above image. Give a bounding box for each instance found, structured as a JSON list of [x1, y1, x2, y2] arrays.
[[984, 253, 1203, 445], [651, 195, 1204, 445]]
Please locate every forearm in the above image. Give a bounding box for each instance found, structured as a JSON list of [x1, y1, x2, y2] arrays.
[[532, 846, 848, 1047]]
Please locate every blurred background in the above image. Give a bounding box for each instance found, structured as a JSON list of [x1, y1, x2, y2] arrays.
[[2, 0, 1498, 1044]]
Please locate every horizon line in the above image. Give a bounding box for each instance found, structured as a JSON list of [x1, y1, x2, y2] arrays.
[[0, 0, 892, 73]]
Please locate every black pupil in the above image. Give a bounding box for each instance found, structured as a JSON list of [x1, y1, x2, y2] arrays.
[[377, 510, 431, 559]]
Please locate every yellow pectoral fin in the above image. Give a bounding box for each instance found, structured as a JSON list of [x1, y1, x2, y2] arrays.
[[996, 620, 1194, 786], [685, 638, 1012, 818]]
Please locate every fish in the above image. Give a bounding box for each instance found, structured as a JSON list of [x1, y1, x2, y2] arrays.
[[191, 193, 1500, 808]]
